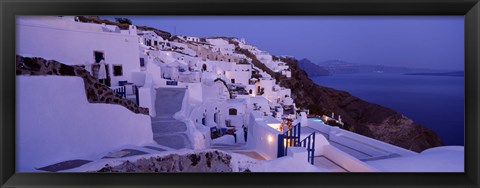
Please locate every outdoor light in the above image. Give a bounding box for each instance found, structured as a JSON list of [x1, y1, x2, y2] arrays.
[[267, 135, 273, 143]]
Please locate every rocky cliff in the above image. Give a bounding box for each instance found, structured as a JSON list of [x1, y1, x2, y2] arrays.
[[298, 58, 331, 77], [278, 57, 443, 152]]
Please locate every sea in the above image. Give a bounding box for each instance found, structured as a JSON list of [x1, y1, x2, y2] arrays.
[[311, 73, 464, 146]]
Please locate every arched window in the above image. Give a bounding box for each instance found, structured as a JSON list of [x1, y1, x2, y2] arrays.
[[229, 108, 238, 115], [202, 64, 207, 71], [249, 89, 252, 94]]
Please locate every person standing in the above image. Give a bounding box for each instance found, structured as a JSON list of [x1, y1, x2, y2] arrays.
[[98, 60, 107, 85]]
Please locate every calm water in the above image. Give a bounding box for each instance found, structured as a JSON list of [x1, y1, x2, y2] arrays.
[[312, 73, 464, 146]]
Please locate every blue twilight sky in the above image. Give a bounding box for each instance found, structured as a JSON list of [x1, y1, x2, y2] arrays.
[[102, 16, 464, 70]]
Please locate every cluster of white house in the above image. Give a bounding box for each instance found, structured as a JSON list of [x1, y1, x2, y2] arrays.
[[16, 16, 464, 172]]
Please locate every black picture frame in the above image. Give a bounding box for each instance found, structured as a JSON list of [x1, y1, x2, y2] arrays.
[[1, 0, 479, 187]]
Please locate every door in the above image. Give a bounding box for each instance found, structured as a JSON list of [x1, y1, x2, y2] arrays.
[[93, 51, 111, 86]]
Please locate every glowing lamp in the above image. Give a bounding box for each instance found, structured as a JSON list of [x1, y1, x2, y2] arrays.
[[267, 135, 273, 143]]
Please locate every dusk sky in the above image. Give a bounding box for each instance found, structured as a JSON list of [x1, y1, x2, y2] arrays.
[[103, 16, 464, 70]]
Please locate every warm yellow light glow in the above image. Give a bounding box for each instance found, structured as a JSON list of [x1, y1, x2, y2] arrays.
[[267, 135, 274, 143], [267, 123, 283, 132]]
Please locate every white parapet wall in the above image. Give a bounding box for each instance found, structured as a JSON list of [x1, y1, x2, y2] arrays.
[[139, 87, 156, 117], [322, 145, 378, 172], [137, 72, 158, 117], [16, 76, 154, 171], [247, 111, 282, 160], [307, 119, 418, 157]]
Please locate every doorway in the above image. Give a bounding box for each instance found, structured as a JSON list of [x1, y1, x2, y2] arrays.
[[93, 51, 111, 86]]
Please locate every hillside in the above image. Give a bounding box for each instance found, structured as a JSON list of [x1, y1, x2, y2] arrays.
[[226, 38, 443, 152], [297, 58, 331, 77], [77, 16, 172, 39], [278, 57, 443, 152]]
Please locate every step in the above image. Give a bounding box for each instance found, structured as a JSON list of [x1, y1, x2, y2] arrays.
[[151, 121, 187, 134], [153, 133, 191, 149], [314, 156, 348, 172]]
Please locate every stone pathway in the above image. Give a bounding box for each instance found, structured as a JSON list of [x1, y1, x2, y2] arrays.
[[37, 160, 92, 172], [313, 156, 348, 172], [211, 143, 266, 160], [102, 149, 149, 159], [151, 87, 192, 149]]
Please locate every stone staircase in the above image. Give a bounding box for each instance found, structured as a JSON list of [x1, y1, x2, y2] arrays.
[[151, 87, 192, 149]]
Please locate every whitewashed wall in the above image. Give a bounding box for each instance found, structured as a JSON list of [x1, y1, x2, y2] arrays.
[[16, 76, 153, 171], [225, 70, 251, 86], [247, 112, 281, 160]]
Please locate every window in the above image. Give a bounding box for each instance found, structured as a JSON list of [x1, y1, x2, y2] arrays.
[[229, 108, 238, 115], [94, 51, 104, 63], [231, 79, 235, 84], [140, 58, 145, 67], [113, 65, 123, 76], [249, 89, 252, 94]]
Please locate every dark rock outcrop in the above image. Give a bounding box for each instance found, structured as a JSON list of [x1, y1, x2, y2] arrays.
[[278, 57, 443, 152], [95, 150, 232, 172], [16, 55, 149, 115]]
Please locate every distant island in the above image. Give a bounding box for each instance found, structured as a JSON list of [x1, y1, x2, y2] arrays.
[[404, 71, 464, 77], [305, 59, 456, 75], [297, 58, 331, 77]]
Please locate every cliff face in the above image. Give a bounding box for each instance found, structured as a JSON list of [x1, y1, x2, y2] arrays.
[[298, 58, 331, 77], [277, 57, 443, 152]]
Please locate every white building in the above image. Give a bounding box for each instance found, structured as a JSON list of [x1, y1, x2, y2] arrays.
[[138, 30, 165, 49], [17, 16, 143, 87], [183, 36, 200, 43], [225, 64, 252, 85], [206, 38, 236, 55]]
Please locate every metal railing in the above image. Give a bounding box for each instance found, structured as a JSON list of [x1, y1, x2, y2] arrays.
[[112, 85, 126, 98], [277, 123, 316, 165], [299, 132, 316, 165], [277, 123, 301, 158]]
